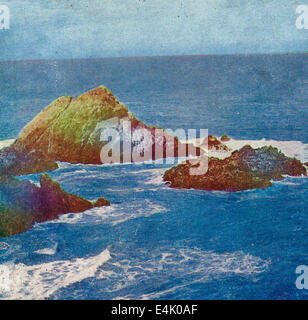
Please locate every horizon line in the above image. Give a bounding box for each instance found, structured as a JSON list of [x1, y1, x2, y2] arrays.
[[0, 51, 308, 64]]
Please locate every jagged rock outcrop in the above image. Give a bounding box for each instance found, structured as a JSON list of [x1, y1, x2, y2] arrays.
[[202, 135, 229, 151], [163, 145, 306, 192], [2, 86, 201, 175], [220, 134, 231, 142], [0, 174, 110, 237]]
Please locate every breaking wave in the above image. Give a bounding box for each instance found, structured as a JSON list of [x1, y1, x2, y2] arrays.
[[43, 200, 167, 227], [0, 249, 111, 300], [96, 246, 270, 300]]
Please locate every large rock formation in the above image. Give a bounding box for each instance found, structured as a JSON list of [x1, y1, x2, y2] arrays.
[[0, 174, 110, 237], [163, 145, 306, 191], [1, 86, 201, 176]]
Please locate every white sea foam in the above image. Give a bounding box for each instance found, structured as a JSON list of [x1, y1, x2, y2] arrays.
[[0, 139, 15, 150], [97, 247, 270, 300], [34, 242, 58, 256], [44, 200, 167, 227], [184, 137, 308, 162], [224, 139, 307, 161], [57, 160, 150, 170], [0, 249, 111, 300], [0, 242, 10, 253], [274, 180, 301, 186], [56, 154, 198, 173], [143, 168, 166, 185]]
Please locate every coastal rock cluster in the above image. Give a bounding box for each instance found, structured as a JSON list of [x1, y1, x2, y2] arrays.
[[0, 86, 200, 237], [163, 145, 306, 191], [0, 85, 306, 237]]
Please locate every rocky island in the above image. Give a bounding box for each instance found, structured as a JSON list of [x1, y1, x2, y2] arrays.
[[2, 85, 201, 176], [0, 174, 110, 237], [0, 85, 201, 237], [163, 145, 306, 191], [0, 85, 306, 236]]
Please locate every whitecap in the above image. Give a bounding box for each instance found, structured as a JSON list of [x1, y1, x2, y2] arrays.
[[0, 139, 15, 150], [222, 139, 307, 161], [44, 200, 167, 227], [34, 242, 58, 256], [97, 247, 270, 299], [143, 168, 166, 185], [0, 243, 10, 254], [185, 137, 308, 162], [0, 249, 111, 300]]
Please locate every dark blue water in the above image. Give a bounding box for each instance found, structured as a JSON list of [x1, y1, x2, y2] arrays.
[[0, 54, 307, 300], [0, 54, 307, 142]]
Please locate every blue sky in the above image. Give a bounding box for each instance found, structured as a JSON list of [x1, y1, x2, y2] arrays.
[[0, 0, 307, 61]]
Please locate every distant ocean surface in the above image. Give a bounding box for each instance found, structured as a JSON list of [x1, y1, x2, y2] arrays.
[[0, 54, 307, 300]]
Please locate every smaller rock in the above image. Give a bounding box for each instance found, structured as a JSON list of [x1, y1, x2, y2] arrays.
[[93, 197, 111, 207], [163, 145, 307, 192], [202, 135, 229, 151], [0, 174, 110, 237], [220, 134, 231, 142]]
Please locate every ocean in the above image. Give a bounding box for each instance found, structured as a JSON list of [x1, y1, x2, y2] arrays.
[[0, 54, 307, 299]]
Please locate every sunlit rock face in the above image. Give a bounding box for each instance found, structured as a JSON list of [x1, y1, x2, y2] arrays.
[[2, 86, 201, 175]]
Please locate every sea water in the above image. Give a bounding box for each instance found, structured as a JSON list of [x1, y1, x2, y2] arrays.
[[0, 54, 307, 300]]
